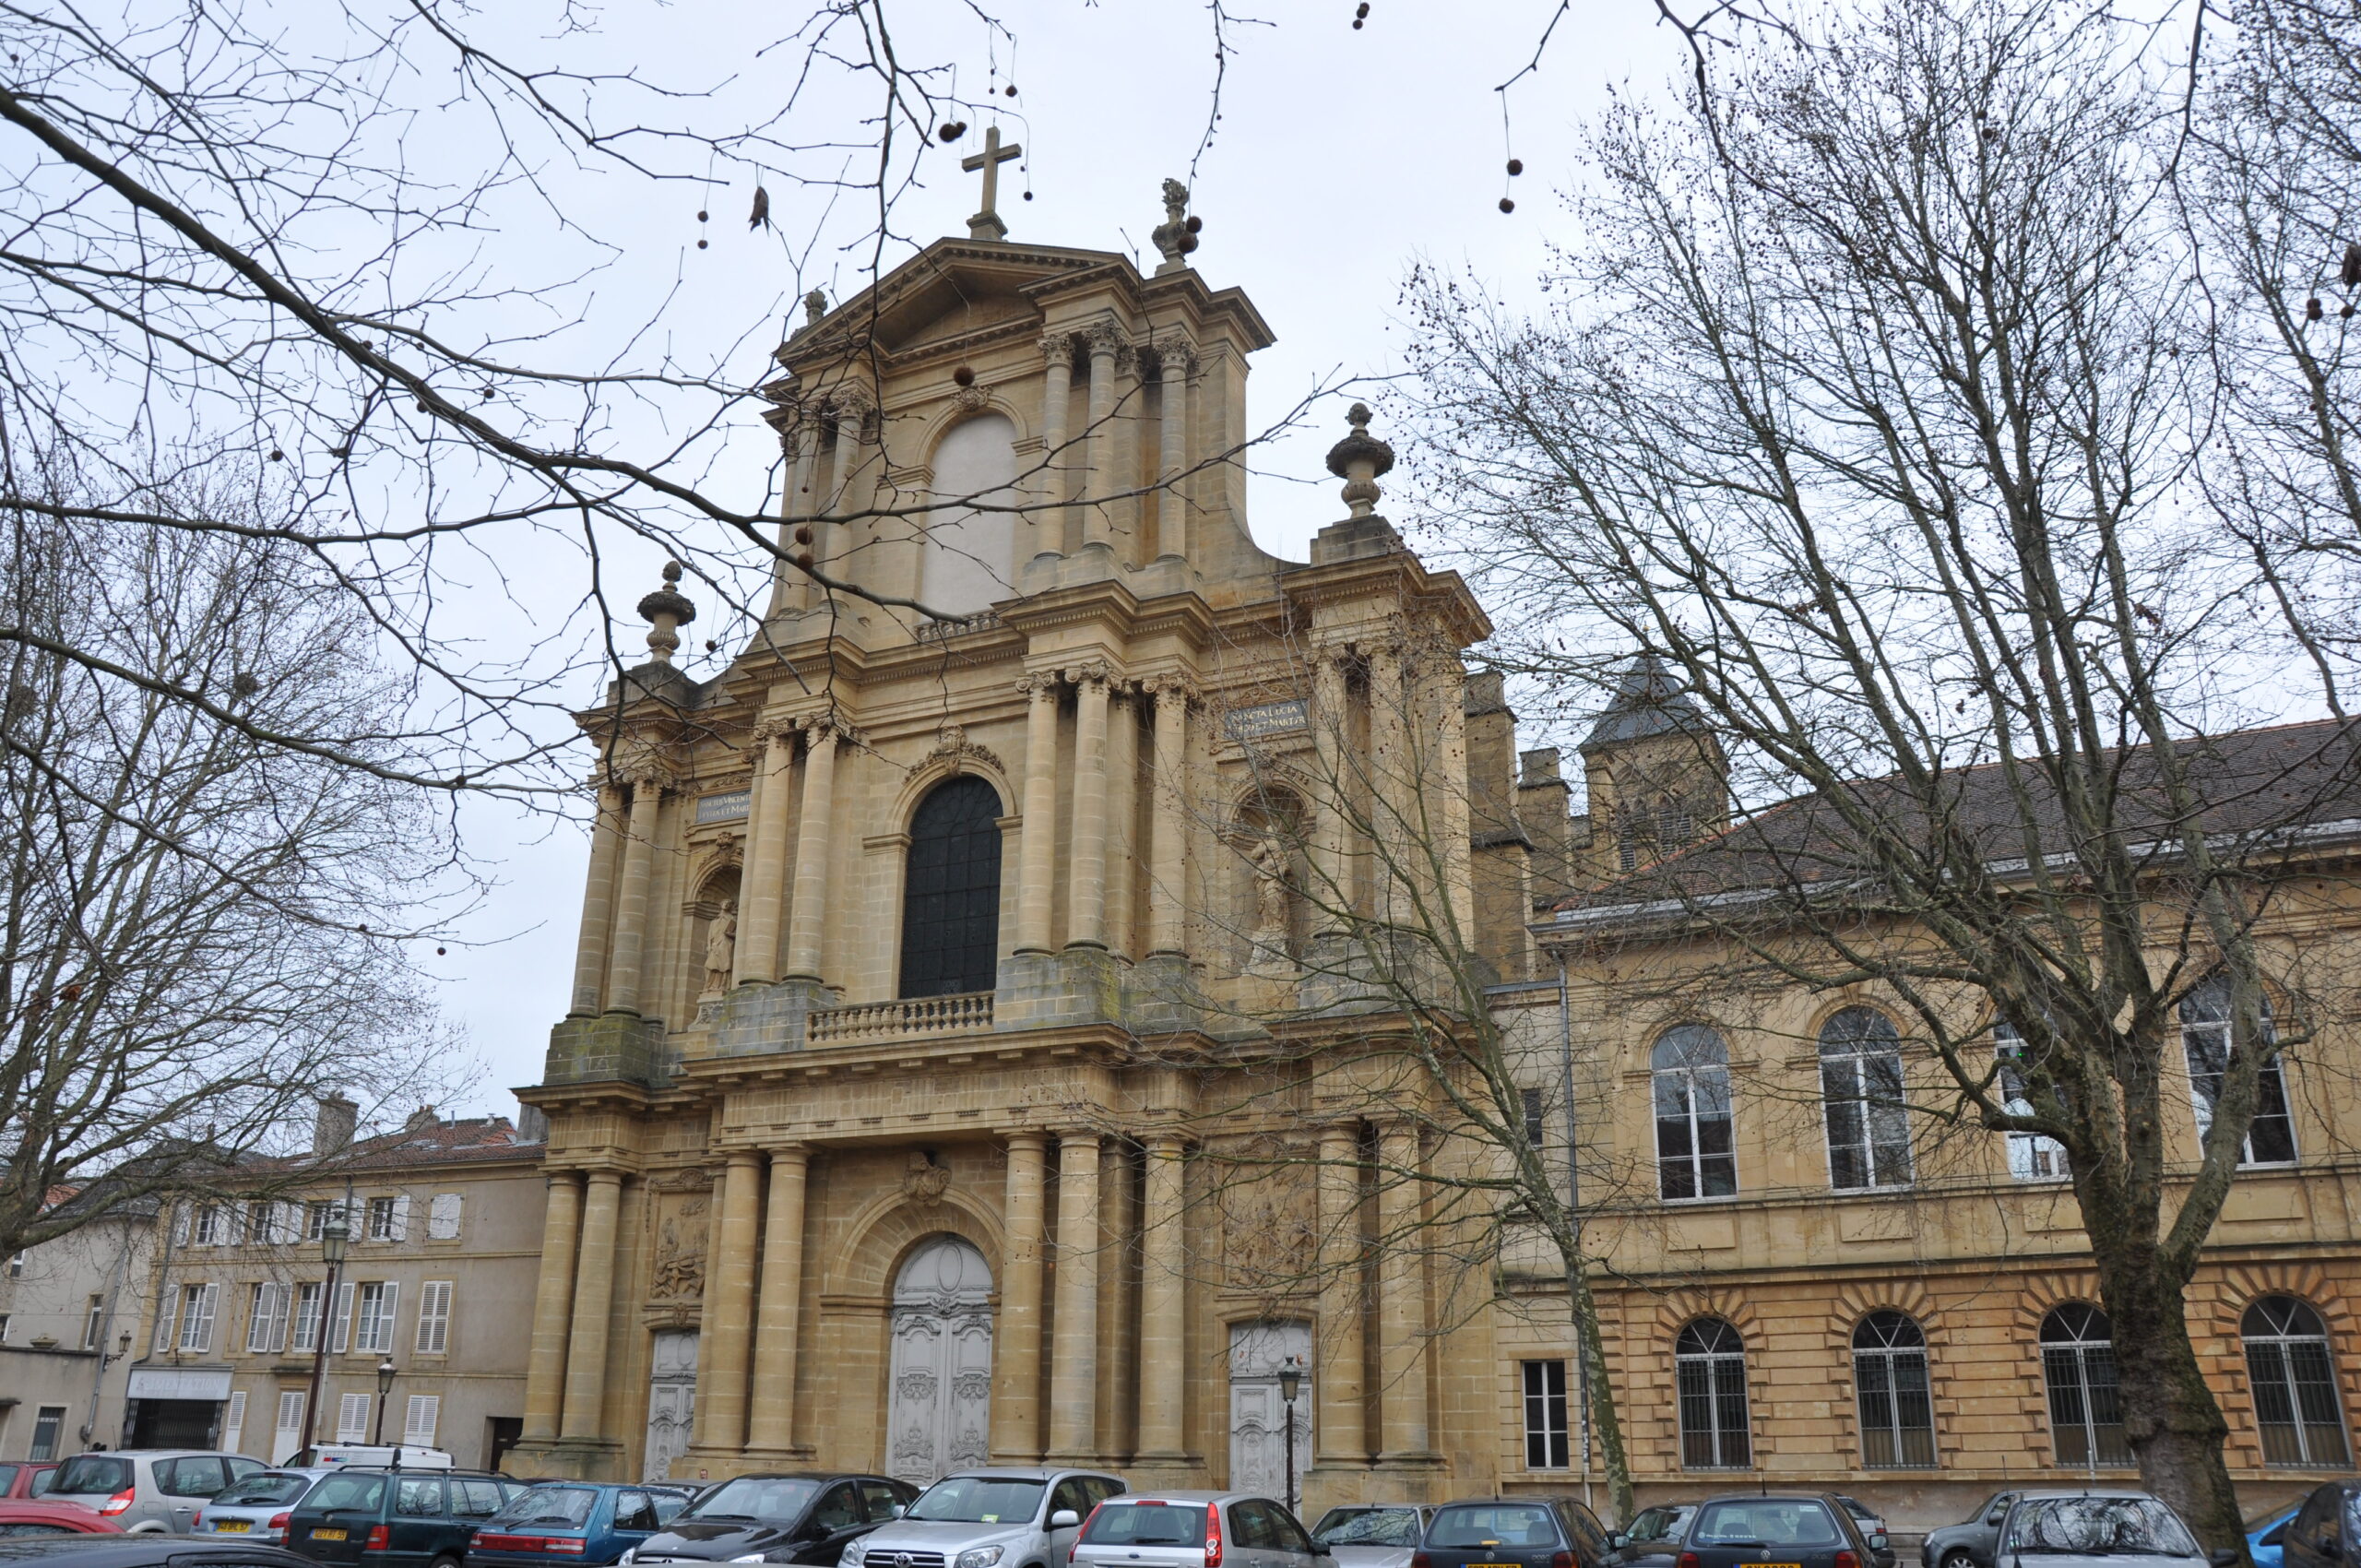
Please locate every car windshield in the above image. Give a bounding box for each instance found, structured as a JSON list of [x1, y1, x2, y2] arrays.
[[490, 1488, 600, 1529], [1430, 1507, 1560, 1550], [1626, 1510, 1690, 1545], [905, 1479, 1046, 1526], [1082, 1504, 1208, 1547], [306, 1476, 388, 1514], [684, 1479, 820, 1525], [47, 1458, 130, 1497], [1692, 1503, 1845, 1549], [1314, 1510, 1422, 1549], [2004, 1500, 2199, 1558], [218, 1476, 314, 1507]]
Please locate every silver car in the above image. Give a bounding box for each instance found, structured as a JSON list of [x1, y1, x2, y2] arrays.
[[844, 1471, 1127, 1568], [1998, 1491, 2237, 1568], [194, 1467, 335, 1543], [1310, 1507, 1433, 1568], [1070, 1492, 1332, 1568], [44, 1451, 268, 1533]]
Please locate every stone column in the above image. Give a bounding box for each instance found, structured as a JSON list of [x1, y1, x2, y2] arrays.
[[1314, 1123, 1367, 1466], [1066, 667, 1110, 949], [1039, 335, 1074, 549], [1104, 683, 1138, 956], [1135, 1133, 1190, 1460], [1431, 659, 1474, 936], [991, 1131, 1050, 1462], [520, 1171, 584, 1442], [1374, 1123, 1430, 1460], [568, 788, 625, 1016], [695, 1151, 763, 1454], [1082, 324, 1121, 551], [1310, 652, 1351, 932], [1155, 346, 1192, 560], [769, 422, 823, 616], [1014, 676, 1062, 955], [1146, 682, 1191, 956], [559, 1170, 624, 1441], [1047, 1131, 1102, 1460], [784, 720, 840, 981], [821, 396, 868, 581], [604, 778, 665, 1015], [736, 727, 797, 986], [746, 1146, 810, 1454], [1367, 641, 1407, 925]]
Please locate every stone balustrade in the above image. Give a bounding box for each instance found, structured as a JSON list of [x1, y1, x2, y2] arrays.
[[806, 991, 994, 1045]]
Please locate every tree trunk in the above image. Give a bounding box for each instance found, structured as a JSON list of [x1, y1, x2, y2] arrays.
[[1565, 1253, 1635, 1526], [2092, 1234, 2247, 1560]]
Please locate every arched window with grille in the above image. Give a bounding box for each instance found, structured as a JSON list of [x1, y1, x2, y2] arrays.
[[1676, 1318, 1751, 1469], [2243, 1296, 2351, 1467], [2041, 1304, 2130, 1468], [897, 776, 1003, 998], [1820, 1007, 1913, 1190], [2180, 977, 2297, 1167], [1653, 1026, 1736, 1201], [1853, 1312, 1936, 1468]]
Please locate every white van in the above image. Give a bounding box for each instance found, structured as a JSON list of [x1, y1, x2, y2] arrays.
[[287, 1443, 456, 1470]]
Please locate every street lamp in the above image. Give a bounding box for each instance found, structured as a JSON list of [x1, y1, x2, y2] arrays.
[[1277, 1356, 1303, 1518], [298, 1214, 349, 1458], [373, 1357, 397, 1446]]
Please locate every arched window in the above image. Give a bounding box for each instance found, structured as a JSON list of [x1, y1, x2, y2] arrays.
[[1675, 1318, 1751, 1469], [1994, 1019, 2070, 1181], [1820, 1007, 1912, 1190], [2242, 1296, 2351, 1467], [1853, 1312, 1936, 1468], [919, 413, 1019, 616], [2180, 977, 2297, 1167], [2040, 1304, 2130, 1468], [1652, 1026, 1736, 1200], [898, 777, 1003, 998]]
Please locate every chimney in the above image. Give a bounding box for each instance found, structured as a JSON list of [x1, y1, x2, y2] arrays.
[[405, 1105, 439, 1134], [314, 1095, 359, 1158]]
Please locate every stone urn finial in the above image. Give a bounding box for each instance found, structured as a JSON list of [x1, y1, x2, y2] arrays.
[[1324, 402, 1395, 519], [1151, 177, 1202, 276], [636, 559, 698, 665], [803, 288, 829, 328]]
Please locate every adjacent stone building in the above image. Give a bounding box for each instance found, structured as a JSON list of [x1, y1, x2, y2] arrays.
[[0, 1197, 153, 1463]]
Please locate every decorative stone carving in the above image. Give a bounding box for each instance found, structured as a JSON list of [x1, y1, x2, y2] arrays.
[[701, 901, 738, 994], [1151, 178, 1201, 274], [1015, 670, 1062, 700], [648, 1193, 710, 1301], [926, 724, 1006, 778], [1247, 835, 1292, 954], [902, 1151, 952, 1207], [1325, 402, 1396, 519]]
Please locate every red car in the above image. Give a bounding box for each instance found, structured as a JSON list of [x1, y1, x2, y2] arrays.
[[0, 1498, 122, 1537], [0, 1465, 57, 1500]]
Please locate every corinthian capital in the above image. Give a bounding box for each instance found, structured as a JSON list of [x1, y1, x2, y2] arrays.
[[1016, 670, 1062, 700]]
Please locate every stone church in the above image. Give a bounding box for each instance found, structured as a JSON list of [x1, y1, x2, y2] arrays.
[[512, 168, 1560, 1508]]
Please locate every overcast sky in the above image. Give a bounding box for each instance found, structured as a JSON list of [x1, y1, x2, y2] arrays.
[[421, 0, 1698, 1123]]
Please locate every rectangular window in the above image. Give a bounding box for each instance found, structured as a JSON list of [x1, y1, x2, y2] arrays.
[[330, 1281, 354, 1354], [402, 1395, 441, 1446], [1521, 1360, 1571, 1469], [291, 1282, 324, 1352], [426, 1194, 463, 1241], [336, 1392, 370, 1443], [1821, 1050, 1914, 1190], [247, 1282, 291, 1354], [193, 1206, 223, 1246], [1521, 1088, 1548, 1151], [83, 1294, 105, 1350], [1995, 1026, 2070, 1181], [2181, 982, 2298, 1166], [354, 1282, 399, 1353], [305, 1201, 346, 1241], [415, 1282, 452, 1355], [366, 1196, 410, 1242], [28, 1407, 65, 1463], [222, 1390, 247, 1456], [175, 1283, 219, 1352]]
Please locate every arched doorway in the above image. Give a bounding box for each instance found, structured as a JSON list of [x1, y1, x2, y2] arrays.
[[886, 1236, 994, 1485]]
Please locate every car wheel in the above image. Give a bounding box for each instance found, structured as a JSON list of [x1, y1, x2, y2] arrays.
[[1941, 1550, 1977, 1568], [433, 1554, 462, 1568]]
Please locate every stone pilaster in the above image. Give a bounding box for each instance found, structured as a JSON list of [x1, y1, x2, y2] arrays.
[[1135, 1133, 1191, 1467], [1039, 335, 1074, 549], [735, 722, 797, 986], [1146, 679, 1191, 956], [1374, 1123, 1432, 1464], [694, 1150, 763, 1455], [603, 775, 666, 1016], [559, 1170, 624, 1443], [1015, 674, 1062, 955], [1067, 666, 1111, 950], [1105, 683, 1139, 959], [1082, 322, 1126, 552], [1315, 1123, 1368, 1468], [568, 787, 624, 1016], [1155, 344, 1194, 560], [519, 1171, 583, 1443], [1310, 650, 1351, 932], [1048, 1131, 1102, 1461], [990, 1130, 1050, 1463], [784, 719, 843, 981], [745, 1146, 810, 1455]]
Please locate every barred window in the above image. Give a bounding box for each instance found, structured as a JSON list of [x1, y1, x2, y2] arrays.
[[1853, 1312, 1936, 1468], [898, 777, 1003, 998], [1522, 1359, 1570, 1469], [1676, 1318, 1751, 1470], [2242, 1296, 2350, 1468], [2041, 1304, 2130, 1468]]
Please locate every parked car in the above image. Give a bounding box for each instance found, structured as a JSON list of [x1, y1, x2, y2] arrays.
[[1674, 1494, 1881, 1568], [1604, 1506, 1693, 1568], [2272, 1481, 2361, 1568], [291, 1450, 456, 1473], [628, 1473, 916, 1568], [837, 1470, 1119, 1568], [285, 1467, 525, 1568], [44, 1453, 267, 1534], [1832, 1501, 1892, 1568], [2248, 1503, 2303, 1568], [1413, 1498, 1612, 1568], [1069, 1492, 1323, 1568], [470, 1482, 697, 1568], [0, 1468, 58, 1502], [1995, 1492, 2232, 1568], [0, 1503, 119, 1538], [1310, 1506, 1433, 1568], [1918, 1492, 2022, 1568], [0, 1538, 309, 1568], [195, 1469, 336, 1544]]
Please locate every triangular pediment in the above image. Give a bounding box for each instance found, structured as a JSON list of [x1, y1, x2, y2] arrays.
[[778, 240, 1127, 373]]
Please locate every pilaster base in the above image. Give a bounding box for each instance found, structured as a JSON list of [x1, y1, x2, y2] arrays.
[[1126, 1454, 1209, 1491], [1294, 932, 1392, 1016], [544, 1013, 668, 1087], [713, 976, 841, 1055], [994, 946, 1126, 1030], [504, 1436, 624, 1480], [1302, 1464, 1380, 1519], [1124, 952, 1203, 1035]]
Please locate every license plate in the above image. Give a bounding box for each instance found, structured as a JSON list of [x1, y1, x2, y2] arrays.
[[216, 1523, 253, 1534], [313, 1528, 349, 1542], [1744, 1561, 1801, 1565]]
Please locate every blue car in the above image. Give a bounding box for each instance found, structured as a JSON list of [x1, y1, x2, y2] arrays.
[[469, 1483, 694, 1568], [2249, 1503, 2302, 1568]]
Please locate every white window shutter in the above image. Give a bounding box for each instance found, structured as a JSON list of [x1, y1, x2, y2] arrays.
[[171, 1206, 190, 1246], [336, 1392, 369, 1443], [278, 1202, 302, 1243], [402, 1395, 440, 1445], [222, 1390, 246, 1455], [155, 1291, 178, 1351], [427, 1194, 462, 1241], [388, 1195, 410, 1242], [330, 1281, 353, 1353]]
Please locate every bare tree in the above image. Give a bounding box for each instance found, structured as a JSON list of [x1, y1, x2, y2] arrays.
[[1398, 0, 2360, 1548], [0, 470, 456, 1264]]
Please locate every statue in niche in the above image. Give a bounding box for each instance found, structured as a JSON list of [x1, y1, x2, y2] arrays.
[[702, 900, 738, 993], [649, 1196, 709, 1301], [1244, 835, 1295, 975]]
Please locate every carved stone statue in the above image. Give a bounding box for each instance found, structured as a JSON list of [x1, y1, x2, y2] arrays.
[[702, 901, 738, 993], [1247, 835, 1292, 955]]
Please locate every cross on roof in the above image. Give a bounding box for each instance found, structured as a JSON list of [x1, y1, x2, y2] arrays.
[[961, 125, 1022, 242]]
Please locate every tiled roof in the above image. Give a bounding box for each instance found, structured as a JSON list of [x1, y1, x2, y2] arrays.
[[1581, 653, 1710, 750]]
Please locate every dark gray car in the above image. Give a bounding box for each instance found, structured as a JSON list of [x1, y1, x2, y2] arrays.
[[1921, 1494, 2023, 1568], [1994, 1491, 2236, 1568]]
